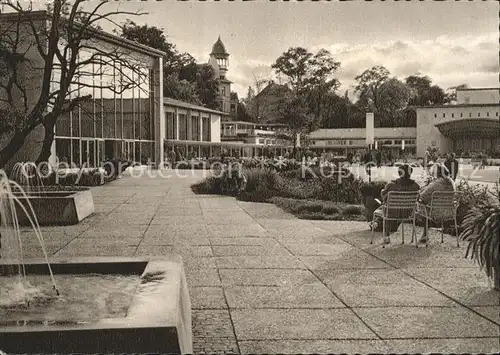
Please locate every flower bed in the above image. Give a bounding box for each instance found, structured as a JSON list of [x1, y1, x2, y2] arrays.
[[191, 164, 366, 220]]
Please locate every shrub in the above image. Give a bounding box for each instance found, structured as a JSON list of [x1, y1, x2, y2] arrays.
[[236, 168, 277, 202], [342, 204, 364, 215], [190, 176, 224, 195]]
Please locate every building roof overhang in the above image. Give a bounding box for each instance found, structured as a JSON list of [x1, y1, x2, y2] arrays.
[[164, 97, 229, 116], [435, 118, 500, 138], [0, 10, 167, 58]]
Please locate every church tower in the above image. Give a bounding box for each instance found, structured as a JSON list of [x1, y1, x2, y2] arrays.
[[208, 36, 231, 114]]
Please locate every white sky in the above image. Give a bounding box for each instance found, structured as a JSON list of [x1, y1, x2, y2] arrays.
[[11, 0, 500, 98]]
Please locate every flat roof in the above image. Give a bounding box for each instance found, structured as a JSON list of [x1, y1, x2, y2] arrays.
[[221, 121, 288, 126], [0, 10, 166, 58], [415, 103, 500, 109], [456, 87, 500, 91], [164, 97, 228, 115]]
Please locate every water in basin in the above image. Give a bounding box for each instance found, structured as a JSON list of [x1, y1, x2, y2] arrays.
[[0, 274, 141, 324]]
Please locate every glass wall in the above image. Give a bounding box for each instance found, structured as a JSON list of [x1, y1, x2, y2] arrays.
[[165, 111, 175, 140], [54, 48, 156, 167], [202, 116, 211, 142], [191, 114, 200, 141], [178, 113, 188, 140]]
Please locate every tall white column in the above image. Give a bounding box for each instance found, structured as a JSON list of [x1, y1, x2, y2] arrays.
[[198, 111, 203, 142], [366, 112, 375, 149], [154, 56, 164, 168]]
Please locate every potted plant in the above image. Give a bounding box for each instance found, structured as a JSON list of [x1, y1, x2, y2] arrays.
[[460, 184, 500, 290]]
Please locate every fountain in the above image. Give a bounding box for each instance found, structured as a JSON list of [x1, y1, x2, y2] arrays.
[[0, 169, 193, 354], [8, 162, 95, 226]]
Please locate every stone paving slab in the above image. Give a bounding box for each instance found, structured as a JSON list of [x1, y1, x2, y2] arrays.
[[215, 255, 306, 269], [212, 245, 293, 257], [471, 306, 500, 324], [192, 309, 239, 354], [38, 171, 500, 354], [239, 339, 389, 354], [219, 269, 319, 287], [185, 267, 221, 287], [55, 245, 136, 257], [62, 237, 142, 247], [225, 284, 345, 308], [209, 236, 270, 246], [232, 309, 377, 340], [298, 251, 392, 270], [355, 306, 500, 338], [207, 224, 270, 238], [317, 269, 454, 307], [381, 338, 500, 354], [404, 267, 500, 306], [190, 287, 227, 309]]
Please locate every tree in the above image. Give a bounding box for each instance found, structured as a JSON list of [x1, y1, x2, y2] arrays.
[[276, 92, 312, 148], [377, 78, 411, 127], [354, 65, 391, 113], [120, 20, 193, 76], [272, 47, 340, 130], [0, 0, 147, 168], [193, 64, 220, 110], [164, 74, 200, 104], [236, 101, 252, 122], [271, 47, 312, 93], [405, 73, 447, 106]]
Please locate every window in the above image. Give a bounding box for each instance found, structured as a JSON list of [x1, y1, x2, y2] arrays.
[[434, 113, 437, 118], [452, 113, 454, 118], [221, 87, 226, 96], [443, 113, 446, 118], [497, 112, 499, 117], [478, 112, 481, 117], [460, 113, 463, 117], [259, 138, 265, 144], [191, 115, 200, 141], [165, 112, 175, 139], [487, 112, 489, 117], [469, 112, 472, 117], [178, 114, 188, 140], [202, 117, 211, 141]]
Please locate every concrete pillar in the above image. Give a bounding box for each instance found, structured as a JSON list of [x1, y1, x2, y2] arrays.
[[199, 113, 203, 142], [154, 56, 165, 167], [187, 109, 192, 141], [175, 107, 179, 141]]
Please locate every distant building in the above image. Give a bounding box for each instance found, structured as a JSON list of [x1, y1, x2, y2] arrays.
[[309, 127, 416, 158], [221, 121, 292, 146], [415, 88, 500, 157], [208, 36, 236, 115], [248, 81, 290, 122], [0, 10, 165, 169]]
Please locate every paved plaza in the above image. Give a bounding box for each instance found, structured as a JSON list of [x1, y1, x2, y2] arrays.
[[21, 169, 500, 354]]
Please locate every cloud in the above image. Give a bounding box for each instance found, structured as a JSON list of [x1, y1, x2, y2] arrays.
[[197, 32, 498, 98]]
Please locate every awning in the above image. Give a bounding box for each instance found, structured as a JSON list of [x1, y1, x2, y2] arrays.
[[435, 118, 500, 138]]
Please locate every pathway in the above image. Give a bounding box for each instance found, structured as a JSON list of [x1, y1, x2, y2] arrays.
[[21, 169, 500, 354]]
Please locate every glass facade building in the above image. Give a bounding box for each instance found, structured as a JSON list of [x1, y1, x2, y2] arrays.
[[53, 47, 162, 167]]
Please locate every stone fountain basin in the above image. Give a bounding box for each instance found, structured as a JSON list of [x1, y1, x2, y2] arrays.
[[11, 187, 94, 226], [0, 256, 192, 354]]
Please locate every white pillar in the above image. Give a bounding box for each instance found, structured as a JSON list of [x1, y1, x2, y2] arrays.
[[175, 107, 179, 141], [366, 112, 374, 149], [154, 56, 164, 168], [199, 111, 203, 142]]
